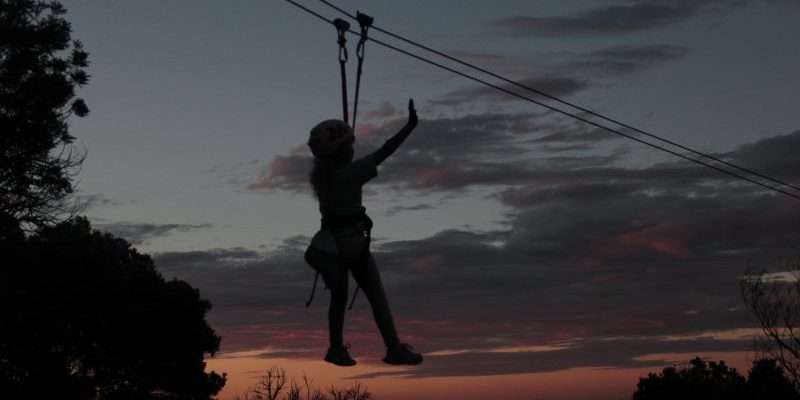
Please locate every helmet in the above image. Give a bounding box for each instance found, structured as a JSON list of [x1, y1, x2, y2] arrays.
[[307, 119, 354, 158]]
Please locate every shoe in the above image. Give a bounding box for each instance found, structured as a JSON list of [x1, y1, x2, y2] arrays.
[[383, 343, 423, 365], [324, 344, 357, 366]]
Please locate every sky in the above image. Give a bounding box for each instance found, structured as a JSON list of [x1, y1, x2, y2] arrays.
[[60, 0, 800, 399]]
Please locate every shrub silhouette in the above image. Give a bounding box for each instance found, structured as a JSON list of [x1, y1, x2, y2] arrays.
[[235, 366, 371, 400], [633, 357, 799, 400], [0, 217, 226, 398]]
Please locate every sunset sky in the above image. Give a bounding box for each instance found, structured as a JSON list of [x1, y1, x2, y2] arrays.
[[62, 0, 800, 398]]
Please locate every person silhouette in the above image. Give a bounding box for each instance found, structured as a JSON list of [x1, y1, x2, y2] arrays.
[[304, 99, 422, 366]]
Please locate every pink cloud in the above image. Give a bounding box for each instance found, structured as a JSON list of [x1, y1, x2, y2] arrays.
[[588, 221, 692, 262], [413, 166, 452, 187], [409, 254, 444, 273], [244, 154, 311, 192], [363, 101, 400, 120]]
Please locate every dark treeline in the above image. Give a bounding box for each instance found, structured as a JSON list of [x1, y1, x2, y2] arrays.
[[0, 1, 225, 398], [634, 357, 798, 400], [0, 218, 226, 398]]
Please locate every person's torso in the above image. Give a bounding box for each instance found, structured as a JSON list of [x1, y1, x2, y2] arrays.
[[318, 178, 365, 216], [318, 156, 377, 216]]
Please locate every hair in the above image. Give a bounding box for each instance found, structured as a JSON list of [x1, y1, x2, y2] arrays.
[[310, 157, 335, 200]]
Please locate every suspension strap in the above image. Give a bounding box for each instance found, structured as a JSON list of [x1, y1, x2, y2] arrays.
[[333, 18, 351, 124], [305, 271, 320, 308], [351, 11, 373, 132]]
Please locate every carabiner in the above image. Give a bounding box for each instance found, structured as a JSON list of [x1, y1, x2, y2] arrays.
[[333, 18, 351, 62]]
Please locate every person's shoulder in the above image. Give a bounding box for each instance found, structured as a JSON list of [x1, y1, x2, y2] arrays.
[[336, 154, 378, 184], [353, 153, 377, 166]]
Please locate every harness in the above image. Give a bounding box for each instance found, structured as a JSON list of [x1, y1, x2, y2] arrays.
[[305, 208, 373, 309]]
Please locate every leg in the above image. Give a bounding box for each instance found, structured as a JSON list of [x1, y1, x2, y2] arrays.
[[335, 228, 422, 365], [318, 260, 348, 348], [350, 252, 400, 348], [318, 260, 356, 366]]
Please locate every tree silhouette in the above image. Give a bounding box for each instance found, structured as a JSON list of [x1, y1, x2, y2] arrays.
[[748, 358, 800, 400], [741, 257, 800, 388], [634, 357, 746, 400], [633, 357, 799, 400], [0, 217, 226, 399], [0, 0, 90, 230]]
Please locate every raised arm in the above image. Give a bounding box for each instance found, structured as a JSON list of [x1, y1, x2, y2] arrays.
[[373, 99, 418, 165]]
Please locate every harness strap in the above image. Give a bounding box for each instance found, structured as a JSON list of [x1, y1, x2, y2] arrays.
[[305, 271, 320, 308], [351, 11, 373, 131], [333, 18, 351, 124]]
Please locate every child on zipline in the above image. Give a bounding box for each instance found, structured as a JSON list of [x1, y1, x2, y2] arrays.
[[305, 99, 422, 366]]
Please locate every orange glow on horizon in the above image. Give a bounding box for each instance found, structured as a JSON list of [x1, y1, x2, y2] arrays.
[[206, 349, 754, 400]]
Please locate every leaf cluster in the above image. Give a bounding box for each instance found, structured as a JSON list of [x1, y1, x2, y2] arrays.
[[1, 0, 91, 229]]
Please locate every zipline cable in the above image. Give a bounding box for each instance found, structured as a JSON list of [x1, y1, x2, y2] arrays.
[[316, 0, 800, 195], [280, 0, 800, 202]]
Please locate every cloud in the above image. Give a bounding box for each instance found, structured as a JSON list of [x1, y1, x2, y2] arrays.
[[155, 247, 263, 271], [569, 44, 689, 76], [530, 125, 620, 144], [153, 159, 798, 372], [244, 111, 631, 193], [244, 152, 312, 192], [96, 222, 213, 245], [430, 43, 688, 108], [224, 125, 800, 375], [350, 335, 754, 379], [246, 105, 800, 202], [494, 1, 739, 37], [431, 76, 588, 107], [385, 203, 437, 216], [245, 40, 695, 194], [362, 102, 402, 121], [725, 130, 800, 178], [446, 51, 542, 78]]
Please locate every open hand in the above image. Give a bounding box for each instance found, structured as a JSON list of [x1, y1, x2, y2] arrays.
[[407, 99, 418, 129]]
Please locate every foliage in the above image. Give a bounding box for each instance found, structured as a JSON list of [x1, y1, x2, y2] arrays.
[[235, 366, 371, 400], [0, 0, 90, 229], [0, 1, 228, 398], [741, 256, 800, 388], [0, 217, 226, 399], [633, 357, 799, 400]]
